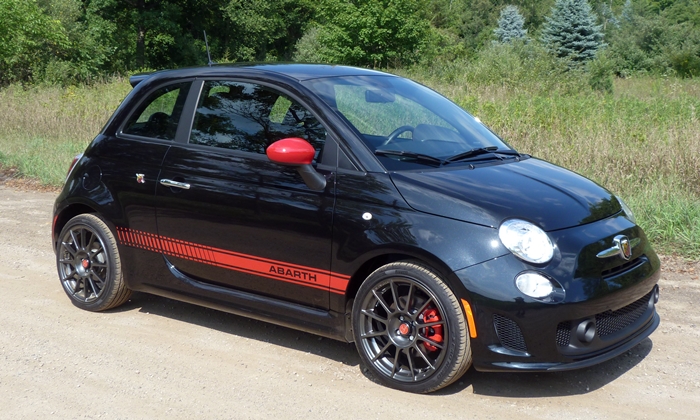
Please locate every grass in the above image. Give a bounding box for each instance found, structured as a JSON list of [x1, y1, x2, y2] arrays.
[[0, 70, 698, 259], [0, 81, 131, 184]]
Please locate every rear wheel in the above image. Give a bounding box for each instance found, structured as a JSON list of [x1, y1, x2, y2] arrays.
[[352, 261, 472, 393], [56, 214, 131, 311]]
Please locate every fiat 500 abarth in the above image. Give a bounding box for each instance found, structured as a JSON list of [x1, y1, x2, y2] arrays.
[[53, 64, 660, 393]]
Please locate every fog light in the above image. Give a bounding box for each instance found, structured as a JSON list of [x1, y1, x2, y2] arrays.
[[576, 320, 596, 343], [653, 285, 660, 304], [515, 273, 554, 299]]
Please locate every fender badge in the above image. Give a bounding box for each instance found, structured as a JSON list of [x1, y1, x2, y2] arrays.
[[136, 173, 146, 184]]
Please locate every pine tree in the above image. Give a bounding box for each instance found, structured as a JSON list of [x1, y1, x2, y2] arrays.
[[621, 0, 634, 23], [541, 0, 605, 63], [599, 2, 619, 30], [494, 5, 527, 43]]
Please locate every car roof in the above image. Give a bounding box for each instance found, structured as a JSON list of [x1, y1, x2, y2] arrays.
[[129, 63, 393, 87]]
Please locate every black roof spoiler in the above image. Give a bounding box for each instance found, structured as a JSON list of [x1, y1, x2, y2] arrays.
[[129, 73, 153, 87]]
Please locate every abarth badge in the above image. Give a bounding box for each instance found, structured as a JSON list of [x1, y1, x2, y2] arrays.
[[596, 234, 639, 260], [136, 174, 145, 184]]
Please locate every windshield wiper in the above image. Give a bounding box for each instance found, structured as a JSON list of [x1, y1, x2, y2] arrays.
[[374, 149, 444, 166], [444, 147, 520, 164]]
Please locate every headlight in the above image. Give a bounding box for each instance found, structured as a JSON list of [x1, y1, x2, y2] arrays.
[[616, 195, 636, 224], [498, 219, 554, 264]]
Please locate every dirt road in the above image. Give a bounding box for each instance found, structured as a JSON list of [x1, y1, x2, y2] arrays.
[[1, 185, 698, 419]]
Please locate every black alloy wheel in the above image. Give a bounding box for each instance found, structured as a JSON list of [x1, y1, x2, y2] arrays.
[[353, 261, 472, 393], [56, 214, 131, 311]]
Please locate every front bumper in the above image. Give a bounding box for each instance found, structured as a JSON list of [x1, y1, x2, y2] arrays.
[[454, 212, 661, 372]]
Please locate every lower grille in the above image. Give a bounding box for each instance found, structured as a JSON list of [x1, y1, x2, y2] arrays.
[[601, 256, 645, 279], [556, 289, 654, 348], [596, 290, 653, 337], [493, 314, 528, 353], [556, 321, 571, 347]]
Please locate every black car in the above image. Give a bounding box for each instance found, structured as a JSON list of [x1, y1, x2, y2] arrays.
[[53, 64, 660, 393]]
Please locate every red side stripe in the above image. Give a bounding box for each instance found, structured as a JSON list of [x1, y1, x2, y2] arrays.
[[116, 227, 350, 294]]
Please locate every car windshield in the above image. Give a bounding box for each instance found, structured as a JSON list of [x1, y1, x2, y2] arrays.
[[303, 75, 513, 169]]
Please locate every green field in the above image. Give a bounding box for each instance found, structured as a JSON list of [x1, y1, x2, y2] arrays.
[[1, 73, 698, 259]]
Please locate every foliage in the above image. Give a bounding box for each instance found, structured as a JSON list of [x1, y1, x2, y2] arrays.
[[301, 0, 432, 68], [605, 0, 700, 77], [0, 0, 67, 84], [541, 0, 605, 63], [494, 5, 528, 43]]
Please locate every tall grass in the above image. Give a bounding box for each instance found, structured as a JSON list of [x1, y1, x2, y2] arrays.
[[0, 53, 698, 258], [0, 81, 131, 184]]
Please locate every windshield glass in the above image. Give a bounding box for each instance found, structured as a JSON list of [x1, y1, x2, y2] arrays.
[[303, 75, 512, 170]]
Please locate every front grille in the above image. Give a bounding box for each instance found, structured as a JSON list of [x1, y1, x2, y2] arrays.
[[596, 290, 653, 337], [493, 314, 528, 353], [556, 321, 571, 347], [601, 256, 645, 279]]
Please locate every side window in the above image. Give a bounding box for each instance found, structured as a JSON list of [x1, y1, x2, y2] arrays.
[[122, 82, 191, 140], [190, 81, 326, 157]]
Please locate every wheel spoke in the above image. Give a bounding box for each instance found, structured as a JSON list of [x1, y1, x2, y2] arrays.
[[389, 280, 400, 310], [89, 244, 104, 259], [90, 271, 105, 288], [418, 320, 445, 329], [405, 348, 416, 381], [391, 346, 401, 378], [418, 335, 445, 350], [360, 330, 386, 339], [415, 297, 433, 315], [404, 283, 415, 313], [371, 289, 393, 315], [86, 278, 99, 300], [61, 241, 77, 258], [69, 230, 81, 251], [412, 343, 436, 370], [60, 274, 76, 284], [361, 309, 388, 325], [371, 341, 393, 363], [91, 262, 107, 268], [79, 228, 88, 250]]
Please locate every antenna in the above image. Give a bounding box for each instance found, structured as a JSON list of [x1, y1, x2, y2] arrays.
[[203, 30, 214, 67]]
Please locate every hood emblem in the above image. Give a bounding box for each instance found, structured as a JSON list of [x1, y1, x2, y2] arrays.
[[596, 235, 639, 260], [136, 173, 146, 184]]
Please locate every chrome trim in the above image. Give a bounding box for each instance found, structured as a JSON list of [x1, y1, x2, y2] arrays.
[[160, 179, 191, 190], [596, 236, 640, 259]]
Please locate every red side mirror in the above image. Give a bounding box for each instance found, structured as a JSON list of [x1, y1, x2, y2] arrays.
[[266, 138, 315, 166]]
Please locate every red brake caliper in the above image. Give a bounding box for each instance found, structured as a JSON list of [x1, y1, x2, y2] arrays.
[[421, 308, 444, 352]]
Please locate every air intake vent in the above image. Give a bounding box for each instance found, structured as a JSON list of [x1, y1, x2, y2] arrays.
[[493, 314, 528, 353], [596, 290, 652, 337]]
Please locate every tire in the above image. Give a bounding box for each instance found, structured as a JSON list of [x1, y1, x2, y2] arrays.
[[56, 214, 131, 311], [352, 261, 472, 393]]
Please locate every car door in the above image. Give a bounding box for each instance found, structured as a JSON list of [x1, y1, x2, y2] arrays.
[[154, 79, 336, 309]]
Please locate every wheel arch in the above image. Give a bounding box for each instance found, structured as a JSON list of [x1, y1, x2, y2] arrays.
[[53, 203, 99, 249], [343, 248, 459, 303]]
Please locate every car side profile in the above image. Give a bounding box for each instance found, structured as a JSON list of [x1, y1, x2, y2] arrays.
[[53, 64, 660, 393]]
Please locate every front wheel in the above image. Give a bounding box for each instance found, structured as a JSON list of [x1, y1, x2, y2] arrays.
[[352, 261, 472, 393], [56, 214, 131, 311]]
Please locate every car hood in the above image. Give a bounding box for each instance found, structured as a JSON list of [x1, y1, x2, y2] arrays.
[[389, 158, 621, 231]]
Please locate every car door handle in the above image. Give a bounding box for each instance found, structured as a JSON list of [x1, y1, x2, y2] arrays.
[[160, 179, 191, 190]]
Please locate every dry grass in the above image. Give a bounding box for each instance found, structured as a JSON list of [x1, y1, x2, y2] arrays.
[[0, 80, 131, 184]]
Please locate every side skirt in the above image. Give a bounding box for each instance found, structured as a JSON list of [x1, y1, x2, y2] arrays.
[[133, 256, 350, 342]]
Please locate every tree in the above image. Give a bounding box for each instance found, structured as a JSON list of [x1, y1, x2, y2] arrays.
[[0, 0, 67, 84], [299, 0, 432, 68], [494, 5, 528, 43], [541, 0, 605, 63]]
